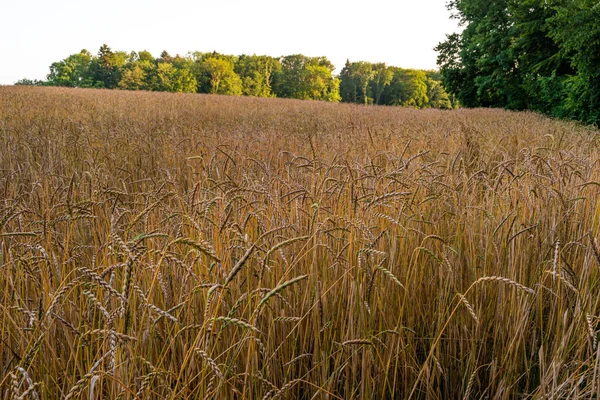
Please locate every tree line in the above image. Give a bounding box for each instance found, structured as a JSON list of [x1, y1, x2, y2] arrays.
[[16, 45, 455, 109], [436, 0, 600, 125]]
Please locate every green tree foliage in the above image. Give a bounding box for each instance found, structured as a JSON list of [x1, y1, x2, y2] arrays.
[[171, 56, 198, 93], [35, 45, 450, 108], [549, 0, 600, 124], [118, 52, 148, 91], [305, 64, 341, 102], [156, 62, 177, 92], [339, 60, 357, 103], [369, 63, 394, 105], [14, 79, 43, 86], [47, 49, 94, 87], [89, 44, 126, 89], [425, 77, 453, 109], [152, 54, 197, 93], [340, 61, 450, 108], [383, 69, 429, 108], [339, 61, 374, 104], [196, 55, 243, 96], [435, 33, 478, 107], [273, 55, 340, 101], [235, 55, 281, 97], [437, 0, 600, 124]]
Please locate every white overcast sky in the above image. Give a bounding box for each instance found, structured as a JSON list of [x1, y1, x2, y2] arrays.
[[0, 0, 460, 84]]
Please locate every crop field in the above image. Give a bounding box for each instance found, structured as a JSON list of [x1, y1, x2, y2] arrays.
[[1, 86, 600, 399]]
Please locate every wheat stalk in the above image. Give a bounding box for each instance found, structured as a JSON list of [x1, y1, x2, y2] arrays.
[[472, 276, 535, 294], [255, 275, 308, 314], [212, 316, 262, 335], [374, 263, 405, 290], [457, 293, 479, 324]]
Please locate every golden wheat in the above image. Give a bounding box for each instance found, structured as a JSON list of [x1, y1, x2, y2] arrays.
[[1, 86, 600, 398]]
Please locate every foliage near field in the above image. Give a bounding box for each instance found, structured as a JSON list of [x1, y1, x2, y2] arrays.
[[16, 47, 340, 102], [339, 63, 456, 109], [1, 86, 600, 399], [437, 0, 600, 125], [15, 46, 454, 109]]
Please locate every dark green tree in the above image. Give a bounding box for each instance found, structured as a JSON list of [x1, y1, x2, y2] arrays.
[[89, 44, 126, 89], [339, 61, 376, 104], [339, 60, 358, 103], [549, 0, 600, 124], [436, 0, 599, 124]]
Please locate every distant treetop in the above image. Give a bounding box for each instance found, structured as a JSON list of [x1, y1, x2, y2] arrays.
[[17, 45, 455, 109]]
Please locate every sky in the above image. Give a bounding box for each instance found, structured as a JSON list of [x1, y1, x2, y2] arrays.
[[0, 0, 460, 85]]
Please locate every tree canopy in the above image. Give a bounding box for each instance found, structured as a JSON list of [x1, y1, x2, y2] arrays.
[[340, 61, 455, 109], [436, 0, 600, 125], [19, 45, 453, 109]]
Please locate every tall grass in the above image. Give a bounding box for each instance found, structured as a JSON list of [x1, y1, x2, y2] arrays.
[[1, 86, 600, 398]]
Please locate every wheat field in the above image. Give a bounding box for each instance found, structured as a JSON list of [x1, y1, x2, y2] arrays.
[[1, 86, 600, 399]]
